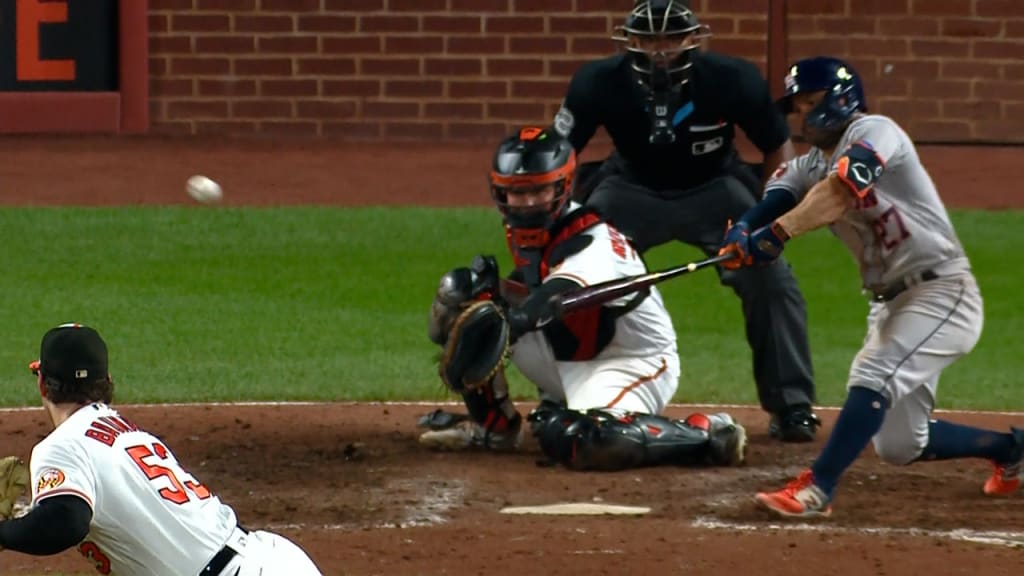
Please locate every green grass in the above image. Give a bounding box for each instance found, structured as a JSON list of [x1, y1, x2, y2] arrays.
[[0, 207, 1021, 411]]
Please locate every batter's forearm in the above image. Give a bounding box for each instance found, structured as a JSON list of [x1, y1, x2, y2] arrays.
[[776, 175, 850, 239]]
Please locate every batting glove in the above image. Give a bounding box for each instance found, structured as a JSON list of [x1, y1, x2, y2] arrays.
[[748, 221, 791, 264], [717, 220, 752, 270]]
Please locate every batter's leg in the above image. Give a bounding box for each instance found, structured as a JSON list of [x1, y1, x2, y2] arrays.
[[816, 275, 986, 495], [872, 383, 1019, 465]]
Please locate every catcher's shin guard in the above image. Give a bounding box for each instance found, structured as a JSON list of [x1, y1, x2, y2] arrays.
[[459, 370, 522, 450], [529, 408, 746, 471]]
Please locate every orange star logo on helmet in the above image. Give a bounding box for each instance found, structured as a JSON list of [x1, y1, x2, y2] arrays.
[[518, 127, 544, 141]]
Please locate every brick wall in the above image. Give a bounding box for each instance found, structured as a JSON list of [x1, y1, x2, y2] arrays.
[[786, 0, 1024, 143], [148, 0, 1024, 143]]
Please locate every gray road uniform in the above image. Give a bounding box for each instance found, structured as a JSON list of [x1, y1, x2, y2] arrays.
[[768, 114, 982, 463]]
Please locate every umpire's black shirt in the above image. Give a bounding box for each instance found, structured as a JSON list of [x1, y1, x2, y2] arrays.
[[556, 51, 789, 191]]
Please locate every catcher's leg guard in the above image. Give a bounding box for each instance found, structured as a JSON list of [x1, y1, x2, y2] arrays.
[[529, 407, 746, 471], [419, 371, 522, 452], [459, 370, 522, 450]]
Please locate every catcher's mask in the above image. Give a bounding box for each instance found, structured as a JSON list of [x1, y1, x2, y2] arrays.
[[490, 126, 576, 250], [777, 56, 867, 149], [612, 0, 711, 144]]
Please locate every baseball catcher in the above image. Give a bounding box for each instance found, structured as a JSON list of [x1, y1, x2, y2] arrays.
[[420, 126, 747, 472]]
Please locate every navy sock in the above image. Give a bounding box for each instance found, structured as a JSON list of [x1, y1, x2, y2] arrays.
[[811, 387, 888, 497], [918, 419, 1017, 463]]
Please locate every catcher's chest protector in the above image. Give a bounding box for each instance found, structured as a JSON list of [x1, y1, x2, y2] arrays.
[[507, 210, 603, 286]]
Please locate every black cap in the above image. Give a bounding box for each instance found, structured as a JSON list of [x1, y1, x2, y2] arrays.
[[35, 324, 109, 384]]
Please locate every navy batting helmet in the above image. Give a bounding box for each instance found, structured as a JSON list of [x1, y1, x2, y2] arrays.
[[777, 57, 867, 132]]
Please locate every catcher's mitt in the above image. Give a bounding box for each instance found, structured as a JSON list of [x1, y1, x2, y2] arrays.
[[0, 456, 29, 520], [439, 300, 510, 393]]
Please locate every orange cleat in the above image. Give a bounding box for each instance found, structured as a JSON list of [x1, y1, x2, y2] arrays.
[[983, 427, 1023, 496], [755, 469, 832, 518]]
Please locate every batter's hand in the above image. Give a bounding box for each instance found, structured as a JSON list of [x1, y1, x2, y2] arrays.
[[718, 220, 752, 270], [747, 221, 791, 264]]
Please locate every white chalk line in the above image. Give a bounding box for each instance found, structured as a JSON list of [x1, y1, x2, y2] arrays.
[[693, 516, 1024, 549], [1, 400, 1022, 417]]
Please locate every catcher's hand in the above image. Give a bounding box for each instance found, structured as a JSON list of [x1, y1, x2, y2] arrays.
[[439, 300, 510, 393], [0, 456, 29, 520]]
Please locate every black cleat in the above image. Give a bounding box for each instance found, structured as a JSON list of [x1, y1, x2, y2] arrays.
[[769, 406, 821, 443], [416, 409, 470, 431]]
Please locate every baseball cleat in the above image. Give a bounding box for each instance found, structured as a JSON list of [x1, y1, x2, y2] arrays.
[[418, 419, 523, 452], [418, 422, 476, 451], [769, 406, 821, 443], [756, 469, 833, 518], [706, 413, 748, 467], [983, 427, 1024, 496]]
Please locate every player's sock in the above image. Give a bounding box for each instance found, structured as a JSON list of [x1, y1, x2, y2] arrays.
[[918, 419, 1018, 462], [810, 386, 887, 497]]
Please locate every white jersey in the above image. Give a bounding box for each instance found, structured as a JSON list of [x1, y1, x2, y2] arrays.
[[767, 114, 969, 290], [30, 403, 237, 576], [508, 205, 680, 414], [546, 207, 676, 359]]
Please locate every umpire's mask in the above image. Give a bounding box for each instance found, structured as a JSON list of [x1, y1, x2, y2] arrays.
[[613, 0, 710, 145]]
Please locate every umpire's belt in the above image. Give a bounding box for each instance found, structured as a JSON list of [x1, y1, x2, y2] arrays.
[[200, 526, 249, 576], [870, 269, 939, 302]]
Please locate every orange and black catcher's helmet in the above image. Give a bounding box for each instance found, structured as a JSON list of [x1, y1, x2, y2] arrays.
[[490, 127, 577, 250]]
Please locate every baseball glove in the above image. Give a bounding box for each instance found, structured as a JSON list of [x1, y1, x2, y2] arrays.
[[0, 456, 29, 520], [438, 300, 510, 393]]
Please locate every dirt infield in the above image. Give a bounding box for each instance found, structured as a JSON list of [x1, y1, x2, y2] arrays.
[[1, 404, 1022, 575], [1, 136, 1022, 575]]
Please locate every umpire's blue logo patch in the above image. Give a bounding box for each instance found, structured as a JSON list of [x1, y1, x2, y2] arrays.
[[672, 102, 694, 126]]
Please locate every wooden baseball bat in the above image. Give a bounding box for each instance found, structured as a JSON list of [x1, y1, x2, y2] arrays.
[[552, 252, 735, 317]]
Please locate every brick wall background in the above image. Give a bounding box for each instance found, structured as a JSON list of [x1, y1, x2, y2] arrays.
[[148, 0, 1024, 143]]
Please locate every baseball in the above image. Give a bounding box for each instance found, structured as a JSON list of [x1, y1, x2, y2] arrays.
[[185, 175, 223, 204], [687, 263, 697, 272]]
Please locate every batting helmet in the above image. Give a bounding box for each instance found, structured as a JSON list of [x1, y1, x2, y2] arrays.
[[490, 127, 576, 249], [613, 0, 710, 90], [777, 56, 868, 132]]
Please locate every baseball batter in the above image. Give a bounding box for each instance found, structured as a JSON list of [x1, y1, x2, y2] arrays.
[[719, 57, 1023, 517], [0, 324, 322, 575], [422, 126, 747, 471]]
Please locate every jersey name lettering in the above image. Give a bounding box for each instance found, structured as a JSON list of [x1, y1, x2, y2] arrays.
[[608, 227, 635, 260], [84, 416, 140, 447]]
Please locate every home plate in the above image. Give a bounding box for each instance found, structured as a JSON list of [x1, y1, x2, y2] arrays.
[[500, 502, 651, 516]]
